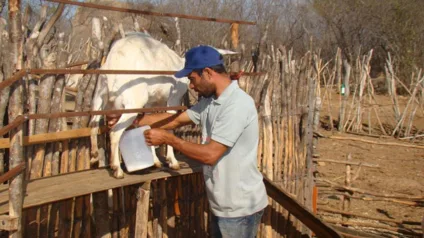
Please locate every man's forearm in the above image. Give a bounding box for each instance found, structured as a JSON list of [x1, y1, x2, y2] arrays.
[[166, 134, 218, 165], [138, 113, 182, 130]]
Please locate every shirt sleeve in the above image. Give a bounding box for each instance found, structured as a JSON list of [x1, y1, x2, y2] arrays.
[[186, 98, 208, 125], [211, 99, 257, 147]]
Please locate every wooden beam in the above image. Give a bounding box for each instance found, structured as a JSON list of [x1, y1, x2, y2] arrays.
[[0, 126, 109, 149], [313, 159, 379, 168], [0, 70, 26, 91], [27, 106, 188, 120], [0, 215, 18, 231], [0, 139, 9, 149], [45, 0, 256, 25], [0, 115, 27, 137], [330, 225, 384, 238], [318, 207, 422, 225], [263, 176, 342, 238], [0, 160, 202, 214], [0, 162, 25, 184], [65, 61, 88, 68], [0, 106, 189, 148], [317, 178, 424, 200], [327, 135, 424, 150]]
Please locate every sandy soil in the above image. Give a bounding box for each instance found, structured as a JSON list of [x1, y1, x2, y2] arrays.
[[316, 89, 424, 237]]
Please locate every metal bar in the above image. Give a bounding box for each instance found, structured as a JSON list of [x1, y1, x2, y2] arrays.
[[28, 69, 265, 77], [65, 61, 89, 68], [29, 69, 176, 75], [27, 106, 188, 120], [0, 162, 25, 184], [0, 70, 26, 91], [0, 107, 186, 137], [0, 115, 27, 137], [46, 0, 256, 25], [263, 175, 342, 237]]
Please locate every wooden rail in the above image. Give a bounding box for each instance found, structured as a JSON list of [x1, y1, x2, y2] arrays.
[[0, 115, 28, 137], [0, 70, 26, 92], [0, 127, 108, 149], [46, 0, 256, 25], [263, 176, 342, 237], [0, 106, 186, 137], [0, 162, 25, 184], [27, 106, 187, 120]]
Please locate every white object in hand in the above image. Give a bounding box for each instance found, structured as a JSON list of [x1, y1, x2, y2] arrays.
[[119, 125, 154, 172]]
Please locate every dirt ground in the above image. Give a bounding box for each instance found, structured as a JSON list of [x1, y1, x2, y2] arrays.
[[316, 89, 424, 237]]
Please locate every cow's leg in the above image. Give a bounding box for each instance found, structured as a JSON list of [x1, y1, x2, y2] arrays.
[[165, 90, 184, 170], [90, 74, 108, 164], [166, 139, 180, 170], [109, 113, 138, 178], [90, 116, 101, 164], [151, 146, 162, 168]]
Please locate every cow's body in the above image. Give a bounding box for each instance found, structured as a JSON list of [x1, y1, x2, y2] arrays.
[[90, 33, 189, 178]]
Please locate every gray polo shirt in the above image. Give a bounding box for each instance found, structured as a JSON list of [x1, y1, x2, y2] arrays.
[[187, 81, 268, 217]]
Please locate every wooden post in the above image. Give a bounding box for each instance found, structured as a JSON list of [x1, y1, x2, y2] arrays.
[[262, 78, 273, 180], [0, 13, 12, 177], [173, 17, 182, 55], [303, 76, 316, 236], [338, 60, 351, 132], [8, 0, 24, 237], [160, 179, 168, 238], [385, 54, 401, 123], [90, 17, 111, 238], [230, 23, 242, 89], [342, 153, 352, 224], [135, 181, 151, 238], [72, 18, 104, 236]]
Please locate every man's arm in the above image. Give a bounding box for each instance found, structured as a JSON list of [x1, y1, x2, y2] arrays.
[[144, 129, 227, 166], [137, 111, 193, 130], [107, 111, 194, 130]]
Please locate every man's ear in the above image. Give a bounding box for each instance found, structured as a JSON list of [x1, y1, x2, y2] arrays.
[[204, 67, 213, 76]]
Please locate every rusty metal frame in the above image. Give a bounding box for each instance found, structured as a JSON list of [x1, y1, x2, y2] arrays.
[[46, 0, 256, 25], [0, 69, 265, 91]]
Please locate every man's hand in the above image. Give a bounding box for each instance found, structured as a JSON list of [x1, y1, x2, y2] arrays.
[[144, 129, 172, 146]]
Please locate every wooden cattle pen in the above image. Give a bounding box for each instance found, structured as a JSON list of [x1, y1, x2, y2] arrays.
[[0, 0, 365, 237]]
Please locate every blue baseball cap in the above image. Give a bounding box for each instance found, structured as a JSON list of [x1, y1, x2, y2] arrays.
[[175, 45, 224, 78]]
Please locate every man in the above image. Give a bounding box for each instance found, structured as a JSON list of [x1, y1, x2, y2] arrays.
[[109, 45, 268, 238]]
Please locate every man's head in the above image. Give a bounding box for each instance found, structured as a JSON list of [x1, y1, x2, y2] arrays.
[[175, 46, 228, 98]]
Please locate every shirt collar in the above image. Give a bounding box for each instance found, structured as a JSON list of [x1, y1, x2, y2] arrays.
[[212, 81, 239, 105]]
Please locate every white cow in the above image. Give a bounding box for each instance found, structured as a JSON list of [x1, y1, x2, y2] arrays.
[[90, 33, 189, 178]]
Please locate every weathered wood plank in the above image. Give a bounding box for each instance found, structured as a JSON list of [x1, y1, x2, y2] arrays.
[[0, 215, 18, 231], [0, 162, 202, 214], [0, 126, 109, 149], [263, 175, 342, 238]]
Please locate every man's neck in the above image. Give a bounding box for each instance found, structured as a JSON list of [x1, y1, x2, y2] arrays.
[[214, 76, 232, 98]]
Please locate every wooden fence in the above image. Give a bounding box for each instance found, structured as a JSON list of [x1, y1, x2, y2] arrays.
[[0, 0, 345, 237], [240, 47, 320, 237], [321, 49, 424, 138], [0, 47, 325, 238]]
